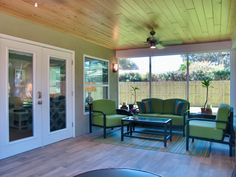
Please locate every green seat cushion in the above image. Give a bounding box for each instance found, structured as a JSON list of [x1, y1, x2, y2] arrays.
[[138, 113, 183, 126], [188, 120, 223, 140], [216, 104, 230, 129], [143, 100, 152, 113], [163, 99, 176, 114], [93, 99, 116, 115], [92, 114, 127, 127]]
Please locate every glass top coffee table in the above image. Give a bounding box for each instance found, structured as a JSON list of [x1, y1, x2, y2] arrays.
[[121, 116, 172, 147]]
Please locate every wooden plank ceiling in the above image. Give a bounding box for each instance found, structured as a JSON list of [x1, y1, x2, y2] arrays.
[[0, 0, 236, 50]]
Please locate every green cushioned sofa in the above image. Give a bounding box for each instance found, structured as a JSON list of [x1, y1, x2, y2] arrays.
[[186, 104, 235, 156], [89, 99, 131, 138], [137, 98, 190, 136]]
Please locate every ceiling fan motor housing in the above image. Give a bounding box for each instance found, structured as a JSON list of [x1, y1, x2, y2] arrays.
[[146, 29, 166, 48], [147, 36, 158, 46]]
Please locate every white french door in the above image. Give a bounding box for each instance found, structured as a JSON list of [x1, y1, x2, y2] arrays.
[[42, 48, 73, 145], [0, 39, 42, 159], [0, 38, 74, 159]]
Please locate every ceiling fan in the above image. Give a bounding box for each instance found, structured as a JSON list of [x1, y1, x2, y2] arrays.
[[146, 29, 182, 49]]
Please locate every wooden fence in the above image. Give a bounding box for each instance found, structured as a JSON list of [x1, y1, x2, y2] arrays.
[[119, 80, 230, 107]]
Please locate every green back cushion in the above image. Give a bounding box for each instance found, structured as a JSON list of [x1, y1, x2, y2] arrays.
[[137, 101, 145, 113], [142, 98, 163, 113], [216, 104, 231, 129], [143, 100, 151, 113], [151, 98, 163, 113], [175, 101, 188, 116], [92, 99, 116, 115], [163, 99, 176, 114]]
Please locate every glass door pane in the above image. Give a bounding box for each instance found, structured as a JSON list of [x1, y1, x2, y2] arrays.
[[49, 58, 66, 132], [8, 50, 33, 141]]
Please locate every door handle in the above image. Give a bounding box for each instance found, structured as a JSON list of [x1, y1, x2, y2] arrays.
[[37, 91, 42, 99], [37, 91, 42, 105]]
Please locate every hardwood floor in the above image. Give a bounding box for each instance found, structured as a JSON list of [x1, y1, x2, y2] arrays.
[[0, 131, 235, 177]]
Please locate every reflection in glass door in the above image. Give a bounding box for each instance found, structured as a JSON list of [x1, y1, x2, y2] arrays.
[[8, 50, 33, 141], [49, 58, 66, 132]]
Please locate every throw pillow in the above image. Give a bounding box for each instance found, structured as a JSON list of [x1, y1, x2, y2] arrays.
[[143, 100, 152, 113], [175, 101, 188, 116], [137, 101, 145, 113]]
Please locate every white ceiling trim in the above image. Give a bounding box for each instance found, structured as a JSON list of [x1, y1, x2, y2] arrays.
[[116, 41, 232, 58]]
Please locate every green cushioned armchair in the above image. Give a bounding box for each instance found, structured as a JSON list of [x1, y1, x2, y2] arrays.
[[186, 104, 235, 156], [89, 99, 130, 138]]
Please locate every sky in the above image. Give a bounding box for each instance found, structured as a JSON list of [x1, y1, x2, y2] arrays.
[[124, 55, 184, 74]]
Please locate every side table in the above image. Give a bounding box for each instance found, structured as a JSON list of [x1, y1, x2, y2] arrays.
[[189, 112, 216, 119], [9, 109, 30, 130]]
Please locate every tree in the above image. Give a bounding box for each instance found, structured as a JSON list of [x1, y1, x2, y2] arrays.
[[181, 52, 230, 69], [178, 62, 188, 73], [181, 52, 230, 80], [119, 72, 146, 82], [157, 71, 186, 81], [119, 58, 139, 70], [213, 69, 230, 80]]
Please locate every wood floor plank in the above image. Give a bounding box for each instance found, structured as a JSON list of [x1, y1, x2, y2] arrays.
[[0, 132, 235, 177]]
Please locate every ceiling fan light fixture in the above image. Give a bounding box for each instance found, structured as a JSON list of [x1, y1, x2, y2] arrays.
[[150, 45, 156, 49], [149, 42, 156, 48]]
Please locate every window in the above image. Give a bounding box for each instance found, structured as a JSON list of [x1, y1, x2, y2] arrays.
[[118, 51, 230, 113], [151, 55, 187, 99], [188, 52, 230, 112], [119, 57, 149, 105], [84, 55, 109, 113]]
